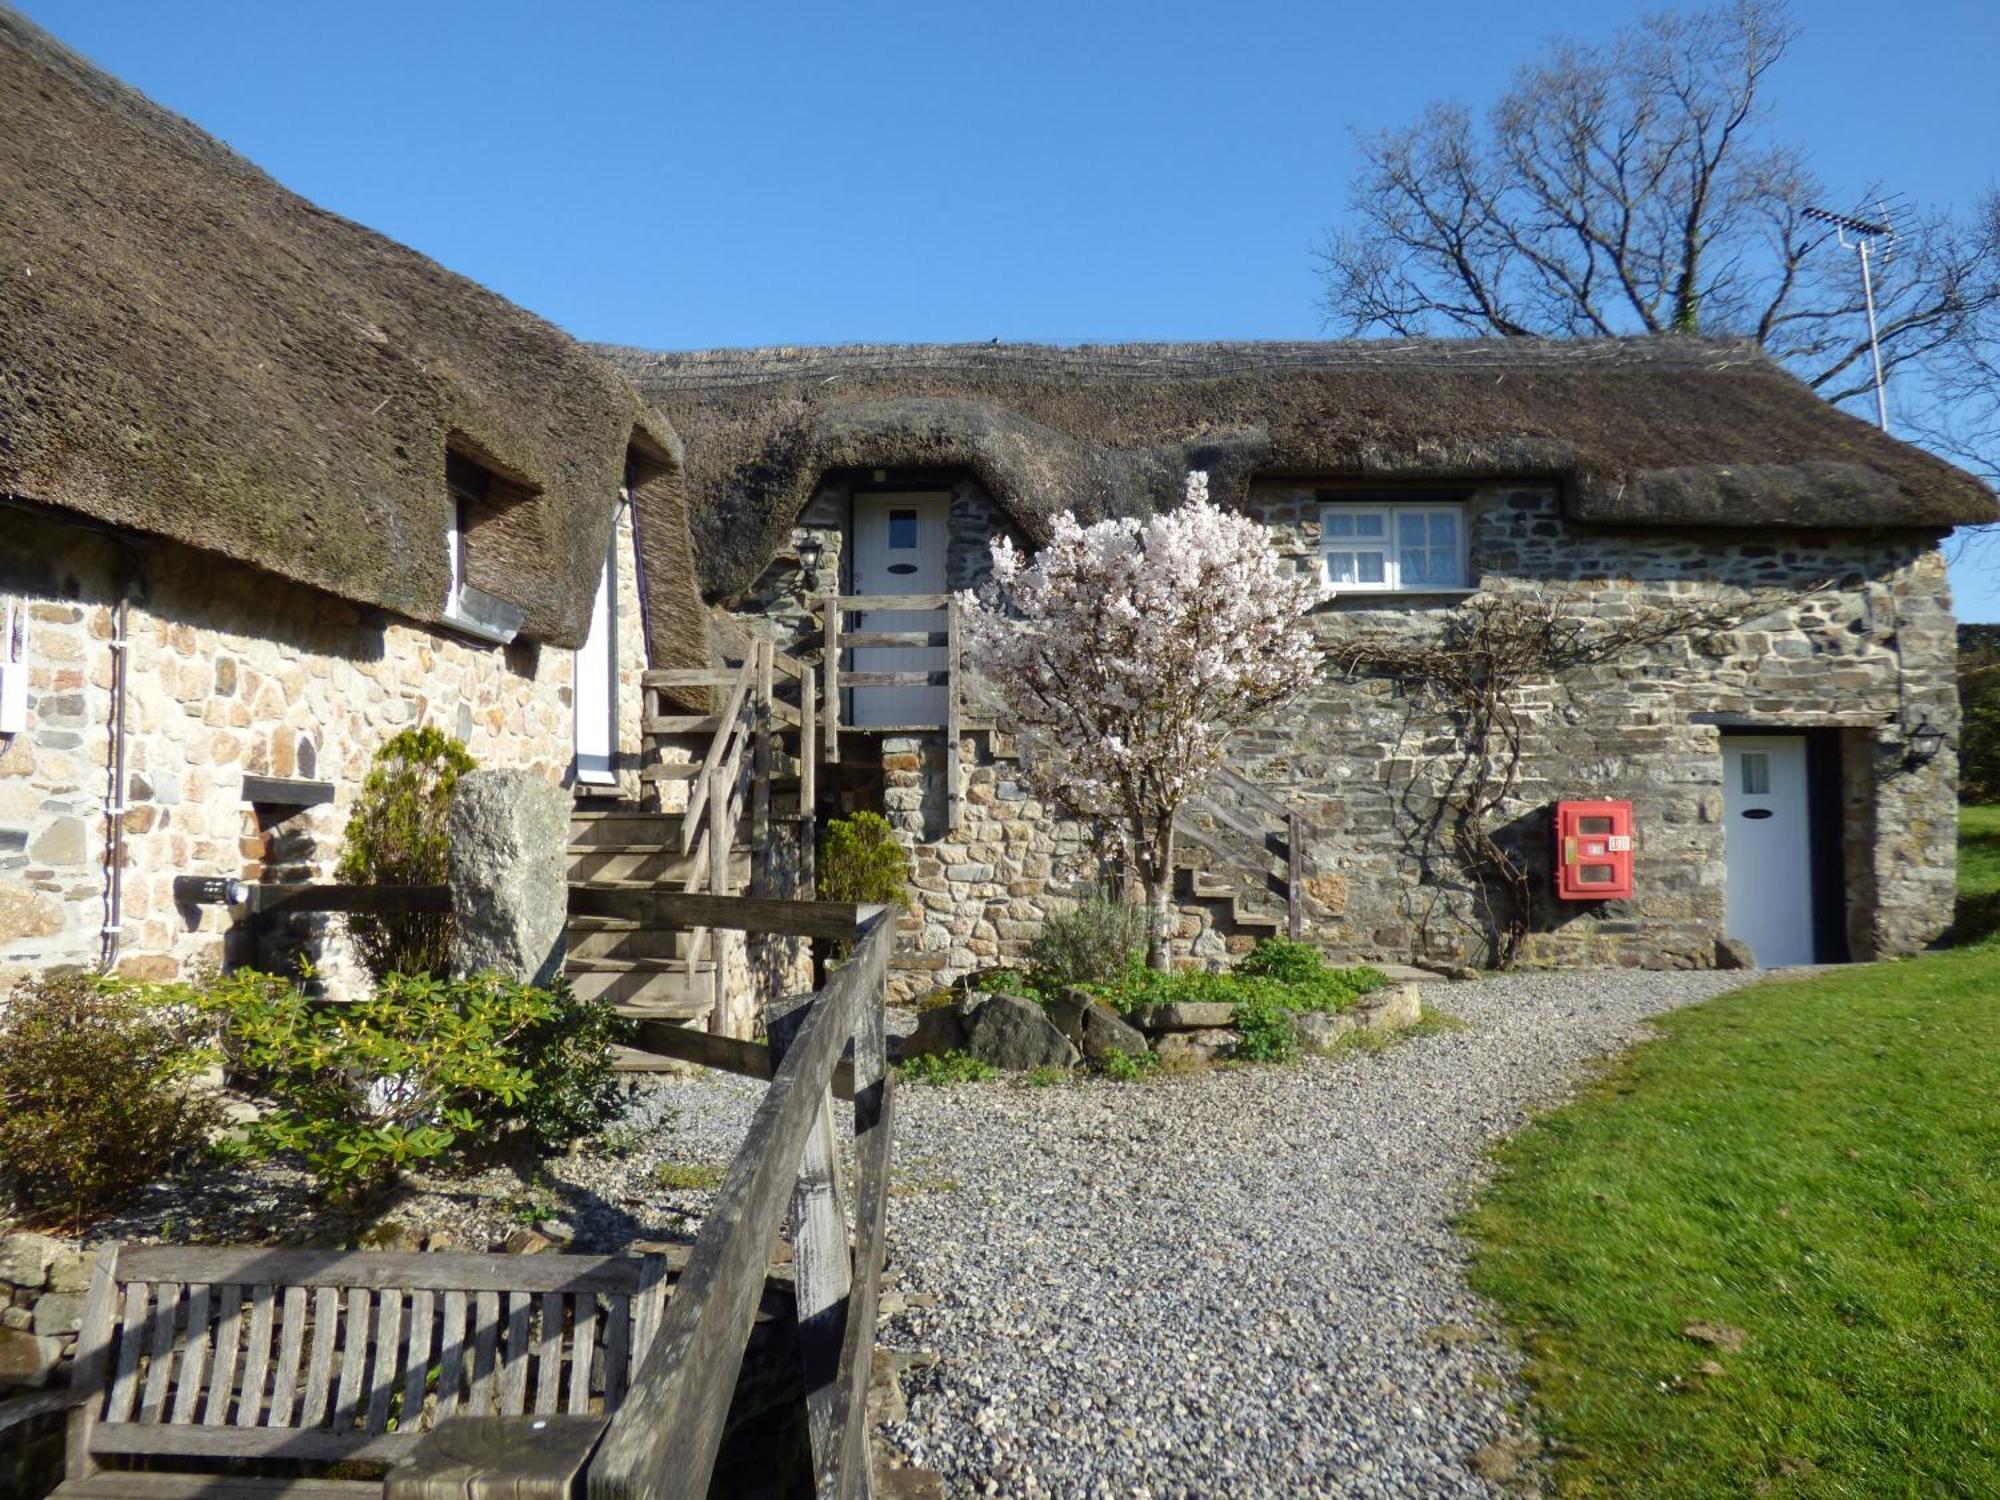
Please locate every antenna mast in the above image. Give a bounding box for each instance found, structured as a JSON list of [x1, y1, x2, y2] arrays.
[[1804, 203, 1896, 431]]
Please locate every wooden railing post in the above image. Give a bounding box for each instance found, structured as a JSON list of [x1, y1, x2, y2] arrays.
[[706, 765, 728, 1034], [821, 594, 841, 765], [800, 663, 818, 897], [945, 594, 962, 833], [751, 636, 772, 899], [1287, 809, 1304, 942]]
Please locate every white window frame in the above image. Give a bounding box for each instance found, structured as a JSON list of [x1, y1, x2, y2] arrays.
[[1319, 500, 1469, 593]]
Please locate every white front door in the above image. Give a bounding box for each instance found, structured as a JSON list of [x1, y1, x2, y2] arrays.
[[574, 525, 618, 786], [850, 492, 949, 727], [1722, 735, 1814, 966]]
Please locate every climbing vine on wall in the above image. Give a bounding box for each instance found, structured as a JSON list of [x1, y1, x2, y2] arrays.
[[1332, 587, 1806, 969]]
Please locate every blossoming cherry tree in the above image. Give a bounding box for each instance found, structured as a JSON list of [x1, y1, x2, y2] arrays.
[[960, 471, 1322, 968]]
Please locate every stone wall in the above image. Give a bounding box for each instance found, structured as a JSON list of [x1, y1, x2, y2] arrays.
[[0, 500, 649, 996], [719, 474, 1959, 984]]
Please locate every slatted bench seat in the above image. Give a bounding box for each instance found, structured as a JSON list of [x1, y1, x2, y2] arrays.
[[52, 1242, 671, 1499]]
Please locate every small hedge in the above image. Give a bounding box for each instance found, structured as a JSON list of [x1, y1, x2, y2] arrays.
[[0, 971, 222, 1228], [336, 727, 476, 980]]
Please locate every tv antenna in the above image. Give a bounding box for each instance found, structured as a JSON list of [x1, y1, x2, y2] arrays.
[[1804, 202, 1897, 431]]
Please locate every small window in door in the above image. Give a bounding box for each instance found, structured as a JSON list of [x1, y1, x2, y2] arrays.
[[1739, 753, 1771, 796], [888, 510, 919, 549]]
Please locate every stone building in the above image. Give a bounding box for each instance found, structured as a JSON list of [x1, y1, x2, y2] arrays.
[[0, 13, 708, 994], [605, 338, 1994, 980]]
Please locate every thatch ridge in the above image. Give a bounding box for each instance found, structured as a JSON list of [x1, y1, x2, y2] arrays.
[[598, 336, 1995, 601], [0, 8, 700, 657]]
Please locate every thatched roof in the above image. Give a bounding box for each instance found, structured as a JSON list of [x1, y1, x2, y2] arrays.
[[600, 337, 1997, 600], [0, 9, 705, 660]]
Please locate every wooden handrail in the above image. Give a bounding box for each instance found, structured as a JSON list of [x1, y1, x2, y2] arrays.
[[588, 908, 893, 1500]]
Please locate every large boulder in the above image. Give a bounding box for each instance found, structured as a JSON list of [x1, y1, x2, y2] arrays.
[[448, 769, 569, 987], [962, 993, 1079, 1072], [898, 1003, 970, 1062], [1155, 1027, 1241, 1064], [0, 1327, 61, 1391], [1048, 991, 1150, 1065]]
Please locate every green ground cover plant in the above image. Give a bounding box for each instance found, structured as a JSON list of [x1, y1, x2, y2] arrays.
[[196, 968, 629, 1198], [897, 1051, 997, 1086], [1462, 944, 2000, 1496]]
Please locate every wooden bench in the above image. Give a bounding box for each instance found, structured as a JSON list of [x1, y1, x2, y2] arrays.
[[51, 1242, 672, 1498]]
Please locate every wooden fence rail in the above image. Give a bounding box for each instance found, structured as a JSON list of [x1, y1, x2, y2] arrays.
[[585, 901, 894, 1500]]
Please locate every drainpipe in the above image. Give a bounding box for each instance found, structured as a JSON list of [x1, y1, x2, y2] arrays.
[[98, 593, 130, 973]]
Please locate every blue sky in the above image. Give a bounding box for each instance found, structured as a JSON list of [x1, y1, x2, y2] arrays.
[[19, 0, 2000, 614]]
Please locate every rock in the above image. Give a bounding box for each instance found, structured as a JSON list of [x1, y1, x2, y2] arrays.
[[1078, 1004, 1148, 1064], [898, 1004, 969, 1061], [1045, 990, 1146, 1062], [448, 768, 570, 988], [0, 1308, 31, 1331], [0, 1234, 60, 1290], [540, 1219, 576, 1244], [1682, 1319, 1747, 1353], [1155, 1027, 1240, 1063], [1715, 935, 1756, 970], [961, 993, 1079, 1072], [502, 1229, 553, 1255], [1441, 964, 1483, 982], [1291, 1010, 1358, 1051], [1356, 982, 1422, 1032], [31, 1291, 86, 1338], [0, 885, 62, 945], [0, 1327, 62, 1391], [1126, 1002, 1237, 1033], [422, 1231, 458, 1253]]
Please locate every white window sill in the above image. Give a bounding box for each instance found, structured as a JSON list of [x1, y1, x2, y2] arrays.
[[1321, 587, 1480, 604], [440, 584, 525, 646]]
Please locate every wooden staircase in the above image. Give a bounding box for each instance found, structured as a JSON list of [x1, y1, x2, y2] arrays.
[[567, 806, 744, 1022], [567, 635, 818, 1042]]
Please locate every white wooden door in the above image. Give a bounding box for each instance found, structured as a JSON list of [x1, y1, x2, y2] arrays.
[[850, 493, 948, 727], [574, 528, 618, 786], [1722, 735, 1814, 966]]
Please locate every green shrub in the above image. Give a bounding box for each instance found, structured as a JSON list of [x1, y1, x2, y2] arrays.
[[336, 727, 477, 980], [1236, 938, 1329, 984], [1077, 956, 1389, 1066], [1028, 896, 1152, 990], [1094, 1047, 1158, 1082], [817, 811, 911, 910], [898, 1050, 996, 1086], [0, 971, 222, 1227], [196, 968, 629, 1198]]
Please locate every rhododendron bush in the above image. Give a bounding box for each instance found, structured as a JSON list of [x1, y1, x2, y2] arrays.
[[961, 472, 1322, 967]]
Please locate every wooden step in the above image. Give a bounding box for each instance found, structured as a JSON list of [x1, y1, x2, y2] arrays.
[[645, 714, 724, 735], [567, 955, 707, 975]]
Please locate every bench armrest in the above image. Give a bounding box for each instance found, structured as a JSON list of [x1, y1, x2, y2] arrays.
[[385, 1413, 609, 1499], [0, 1386, 91, 1438]]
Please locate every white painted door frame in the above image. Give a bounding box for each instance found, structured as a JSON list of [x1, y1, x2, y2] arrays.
[[574, 513, 619, 787], [849, 491, 949, 728], [1722, 734, 1815, 966]]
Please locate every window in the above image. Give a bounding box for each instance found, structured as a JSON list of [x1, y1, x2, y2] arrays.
[[440, 450, 524, 645], [1319, 501, 1467, 592], [888, 508, 919, 549], [1739, 752, 1771, 796]]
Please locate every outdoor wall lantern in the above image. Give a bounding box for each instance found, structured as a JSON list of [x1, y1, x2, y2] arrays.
[[1904, 713, 1947, 769], [796, 532, 825, 593]]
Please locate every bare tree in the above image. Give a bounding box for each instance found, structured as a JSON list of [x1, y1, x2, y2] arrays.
[[1318, 1, 2000, 443], [1909, 191, 2000, 487]]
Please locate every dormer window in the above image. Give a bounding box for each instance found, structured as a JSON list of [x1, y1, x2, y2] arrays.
[[440, 449, 526, 645]]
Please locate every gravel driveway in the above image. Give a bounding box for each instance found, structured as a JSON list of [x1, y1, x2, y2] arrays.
[[873, 969, 1757, 1498]]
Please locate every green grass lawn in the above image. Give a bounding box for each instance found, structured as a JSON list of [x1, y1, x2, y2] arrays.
[[1464, 944, 2000, 1495], [1961, 804, 2000, 943]]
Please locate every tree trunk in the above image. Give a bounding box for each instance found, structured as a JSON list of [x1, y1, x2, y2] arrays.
[[1143, 812, 1177, 971]]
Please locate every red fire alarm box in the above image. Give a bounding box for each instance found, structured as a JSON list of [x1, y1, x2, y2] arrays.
[[1555, 800, 1634, 900]]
